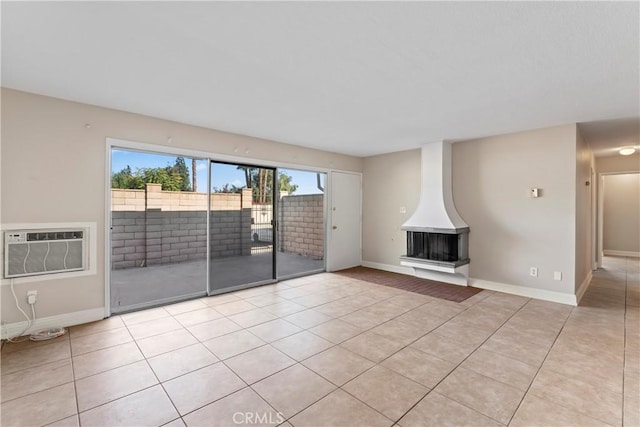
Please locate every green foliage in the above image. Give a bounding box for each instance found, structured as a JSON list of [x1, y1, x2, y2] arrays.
[[234, 167, 297, 202], [111, 157, 192, 191], [278, 172, 298, 194], [212, 183, 244, 193], [169, 157, 192, 191]]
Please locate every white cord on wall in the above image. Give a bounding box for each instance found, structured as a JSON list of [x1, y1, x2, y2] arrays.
[[5, 279, 65, 343], [8, 279, 34, 343]]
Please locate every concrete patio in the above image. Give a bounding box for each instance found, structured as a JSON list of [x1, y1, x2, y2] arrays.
[[111, 252, 324, 313]]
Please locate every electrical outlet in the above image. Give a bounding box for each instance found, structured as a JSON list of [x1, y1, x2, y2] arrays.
[[554, 271, 562, 281], [27, 290, 37, 305], [529, 267, 538, 277]]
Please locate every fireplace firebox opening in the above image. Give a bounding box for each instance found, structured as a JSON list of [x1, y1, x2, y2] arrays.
[[403, 230, 469, 267]]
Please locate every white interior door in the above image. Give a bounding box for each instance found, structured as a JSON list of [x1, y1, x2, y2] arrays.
[[327, 171, 362, 271]]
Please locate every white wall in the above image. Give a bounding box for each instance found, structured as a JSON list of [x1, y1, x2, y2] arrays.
[[362, 149, 420, 268], [0, 89, 363, 325], [603, 173, 640, 254], [574, 127, 595, 293], [362, 125, 583, 302], [452, 125, 578, 296]]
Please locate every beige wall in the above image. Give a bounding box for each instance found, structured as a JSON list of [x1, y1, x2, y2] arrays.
[[362, 149, 421, 266], [603, 173, 640, 254], [0, 88, 362, 324], [596, 153, 640, 174], [452, 124, 578, 295], [362, 125, 582, 297], [574, 127, 595, 291]]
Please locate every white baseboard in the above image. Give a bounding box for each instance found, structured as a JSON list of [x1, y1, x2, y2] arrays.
[[469, 278, 577, 306], [603, 250, 640, 258], [575, 270, 593, 304], [361, 261, 414, 276], [2, 308, 105, 340], [361, 261, 579, 306]]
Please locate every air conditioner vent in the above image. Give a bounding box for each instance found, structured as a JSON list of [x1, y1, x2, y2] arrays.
[[27, 231, 84, 241], [4, 228, 87, 278]]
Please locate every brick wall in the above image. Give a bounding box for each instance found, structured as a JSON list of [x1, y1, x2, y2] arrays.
[[111, 185, 324, 269], [278, 194, 324, 259], [111, 184, 252, 269]]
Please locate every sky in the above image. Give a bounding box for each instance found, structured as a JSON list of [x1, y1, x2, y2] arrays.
[[111, 149, 325, 195]]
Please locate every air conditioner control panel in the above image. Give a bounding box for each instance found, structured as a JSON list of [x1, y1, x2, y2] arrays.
[[6, 232, 27, 243]]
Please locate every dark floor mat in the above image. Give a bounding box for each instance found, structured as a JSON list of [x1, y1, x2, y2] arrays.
[[335, 266, 482, 303]]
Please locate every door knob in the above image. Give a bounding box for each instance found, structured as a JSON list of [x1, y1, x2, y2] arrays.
[[332, 225, 337, 230]]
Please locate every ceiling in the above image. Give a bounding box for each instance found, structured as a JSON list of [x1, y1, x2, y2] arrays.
[[2, 2, 638, 157]]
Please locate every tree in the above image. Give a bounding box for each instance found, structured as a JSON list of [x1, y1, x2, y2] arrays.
[[211, 167, 297, 200], [111, 165, 139, 189], [278, 172, 298, 195], [235, 166, 273, 202], [111, 157, 193, 192], [138, 167, 183, 191], [167, 157, 192, 191], [212, 183, 243, 193]]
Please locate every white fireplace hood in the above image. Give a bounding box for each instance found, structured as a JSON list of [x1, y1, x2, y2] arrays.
[[402, 141, 468, 233]]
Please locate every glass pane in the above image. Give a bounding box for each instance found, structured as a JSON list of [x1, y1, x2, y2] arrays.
[[209, 162, 275, 292], [277, 169, 326, 278], [110, 149, 208, 313]]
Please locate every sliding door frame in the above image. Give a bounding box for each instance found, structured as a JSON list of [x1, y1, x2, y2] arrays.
[[275, 167, 328, 281], [106, 144, 210, 315], [105, 137, 344, 317], [208, 160, 277, 295]]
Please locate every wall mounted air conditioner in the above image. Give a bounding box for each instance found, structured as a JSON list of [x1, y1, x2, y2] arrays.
[[3, 229, 87, 279]]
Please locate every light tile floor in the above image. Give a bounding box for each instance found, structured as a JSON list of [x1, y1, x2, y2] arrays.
[[1, 256, 638, 427]]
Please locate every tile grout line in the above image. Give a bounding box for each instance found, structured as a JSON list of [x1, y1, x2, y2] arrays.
[[506, 263, 630, 427], [159, 301, 267, 423], [121, 315, 183, 426], [170, 283, 414, 425], [388, 296, 537, 426], [504, 303, 576, 426], [295, 294, 466, 404], [621, 256, 628, 427], [279, 291, 514, 425], [68, 335, 81, 426]]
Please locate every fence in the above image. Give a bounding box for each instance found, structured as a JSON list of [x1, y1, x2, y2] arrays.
[[112, 184, 252, 269], [278, 194, 324, 260], [111, 184, 324, 269]]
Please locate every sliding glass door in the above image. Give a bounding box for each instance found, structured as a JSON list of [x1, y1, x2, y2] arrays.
[[110, 149, 208, 313], [276, 169, 326, 279], [109, 148, 327, 313], [209, 162, 276, 294]]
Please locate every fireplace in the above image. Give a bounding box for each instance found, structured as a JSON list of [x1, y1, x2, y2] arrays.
[[403, 230, 469, 267], [399, 141, 470, 286]]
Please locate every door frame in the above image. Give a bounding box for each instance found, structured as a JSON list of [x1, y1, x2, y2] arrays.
[[597, 170, 640, 268], [326, 170, 363, 272], [105, 137, 356, 316]]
